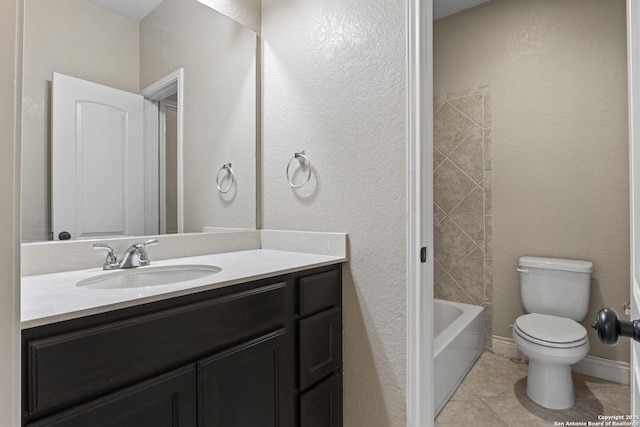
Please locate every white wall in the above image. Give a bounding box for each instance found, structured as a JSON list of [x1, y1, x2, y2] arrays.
[[434, 0, 630, 362], [1, 0, 20, 423], [262, 0, 408, 424]]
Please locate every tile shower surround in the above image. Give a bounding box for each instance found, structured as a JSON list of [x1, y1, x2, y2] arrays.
[[434, 85, 493, 346]]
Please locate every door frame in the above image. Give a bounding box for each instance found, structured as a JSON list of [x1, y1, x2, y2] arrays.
[[158, 98, 178, 234], [407, 0, 434, 425], [627, 0, 640, 416], [140, 69, 184, 234]]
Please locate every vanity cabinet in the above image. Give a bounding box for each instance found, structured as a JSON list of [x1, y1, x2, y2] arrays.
[[22, 264, 342, 427], [296, 269, 343, 427]]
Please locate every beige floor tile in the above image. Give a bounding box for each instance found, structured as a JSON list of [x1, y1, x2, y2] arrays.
[[482, 377, 603, 426], [435, 398, 507, 426], [481, 392, 567, 427], [449, 382, 479, 401], [458, 352, 528, 399], [574, 385, 631, 418], [436, 351, 630, 426]]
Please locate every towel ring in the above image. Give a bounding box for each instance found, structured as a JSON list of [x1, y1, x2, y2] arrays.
[[286, 151, 311, 188], [216, 163, 234, 194]]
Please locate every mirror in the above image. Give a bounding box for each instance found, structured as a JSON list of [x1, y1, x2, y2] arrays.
[[21, 0, 257, 242]]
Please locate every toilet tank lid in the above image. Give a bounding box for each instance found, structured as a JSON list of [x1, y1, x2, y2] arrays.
[[519, 256, 593, 273]]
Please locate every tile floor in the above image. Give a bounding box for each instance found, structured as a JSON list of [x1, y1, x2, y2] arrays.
[[435, 351, 630, 426]]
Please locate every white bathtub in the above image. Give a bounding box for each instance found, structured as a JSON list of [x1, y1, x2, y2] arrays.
[[434, 299, 485, 416]]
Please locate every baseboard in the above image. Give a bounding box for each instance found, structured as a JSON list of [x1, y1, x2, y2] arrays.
[[491, 335, 524, 359], [492, 335, 630, 385]]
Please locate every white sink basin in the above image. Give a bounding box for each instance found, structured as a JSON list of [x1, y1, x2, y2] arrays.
[[76, 265, 222, 289]]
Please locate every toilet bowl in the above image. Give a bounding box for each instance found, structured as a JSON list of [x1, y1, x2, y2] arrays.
[[512, 313, 589, 409], [514, 256, 593, 409]]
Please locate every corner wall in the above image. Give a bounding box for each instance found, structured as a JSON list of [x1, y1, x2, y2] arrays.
[[434, 0, 630, 362], [0, 0, 21, 423], [261, 0, 408, 424], [197, 0, 261, 34]]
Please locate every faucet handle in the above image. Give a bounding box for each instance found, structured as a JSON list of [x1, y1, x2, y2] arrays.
[[143, 239, 159, 248], [93, 243, 118, 269], [138, 239, 159, 265]]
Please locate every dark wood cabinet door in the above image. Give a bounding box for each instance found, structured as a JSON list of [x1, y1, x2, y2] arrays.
[[299, 308, 341, 391], [199, 329, 292, 427], [26, 365, 197, 427], [300, 374, 342, 427]]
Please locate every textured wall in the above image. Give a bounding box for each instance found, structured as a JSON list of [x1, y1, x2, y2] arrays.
[[141, 0, 257, 233], [261, 0, 407, 424], [197, 0, 261, 34], [434, 85, 493, 346], [21, 0, 139, 242], [1, 0, 20, 423], [434, 0, 629, 362]]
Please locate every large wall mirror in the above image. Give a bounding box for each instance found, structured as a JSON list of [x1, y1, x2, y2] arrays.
[[21, 0, 257, 242]]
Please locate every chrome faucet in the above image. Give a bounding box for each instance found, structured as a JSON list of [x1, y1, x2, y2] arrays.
[[93, 239, 159, 270]]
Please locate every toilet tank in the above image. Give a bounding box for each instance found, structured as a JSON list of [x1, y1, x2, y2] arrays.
[[519, 256, 593, 321]]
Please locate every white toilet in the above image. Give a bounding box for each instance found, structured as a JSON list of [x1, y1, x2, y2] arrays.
[[512, 256, 593, 410]]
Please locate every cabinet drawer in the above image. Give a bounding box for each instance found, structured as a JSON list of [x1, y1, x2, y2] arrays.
[[27, 365, 197, 427], [299, 307, 341, 390], [26, 282, 286, 417], [298, 269, 340, 317], [300, 373, 342, 427]]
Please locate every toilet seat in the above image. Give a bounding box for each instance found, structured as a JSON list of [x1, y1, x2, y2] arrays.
[[514, 313, 588, 348]]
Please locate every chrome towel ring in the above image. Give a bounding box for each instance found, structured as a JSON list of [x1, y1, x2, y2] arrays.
[[216, 163, 234, 194], [286, 151, 311, 188]]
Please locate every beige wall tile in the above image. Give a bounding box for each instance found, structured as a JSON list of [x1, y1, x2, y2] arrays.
[[435, 274, 476, 305], [434, 85, 492, 339], [434, 217, 478, 271], [434, 159, 477, 213], [449, 186, 484, 244], [433, 147, 446, 170], [434, 203, 447, 224], [449, 125, 484, 183], [449, 93, 484, 126], [449, 247, 485, 304], [434, 102, 475, 156]]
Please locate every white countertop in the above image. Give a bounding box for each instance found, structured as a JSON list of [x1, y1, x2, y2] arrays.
[[21, 249, 345, 329]]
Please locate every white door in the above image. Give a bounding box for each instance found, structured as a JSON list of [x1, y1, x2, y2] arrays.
[[51, 73, 145, 240], [628, 0, 640, 415]]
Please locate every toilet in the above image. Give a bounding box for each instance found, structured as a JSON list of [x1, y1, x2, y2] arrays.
[[512, 256, 593, 410]]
